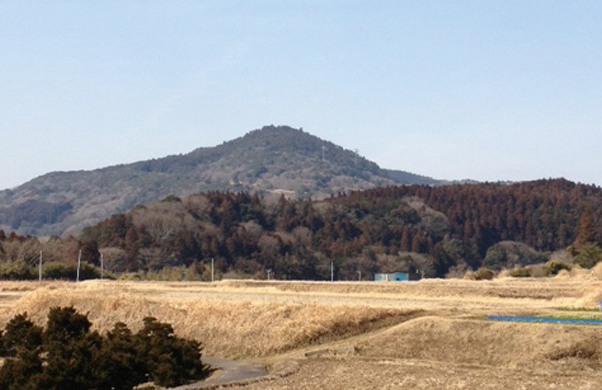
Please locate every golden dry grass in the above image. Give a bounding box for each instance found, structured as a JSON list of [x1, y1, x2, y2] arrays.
[[358, 316, 602, 369], [239, 358, 602, 390], [0, 281, 415, 358], [3, 275, 602, 389]]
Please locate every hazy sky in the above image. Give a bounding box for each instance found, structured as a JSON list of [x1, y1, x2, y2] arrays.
[[2, 1, 601, 190]]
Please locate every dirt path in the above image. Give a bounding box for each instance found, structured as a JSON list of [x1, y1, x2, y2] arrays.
[[170, 357, 267, 389]]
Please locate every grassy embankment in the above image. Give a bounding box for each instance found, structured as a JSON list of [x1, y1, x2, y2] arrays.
[[1, 271, 602, 372]]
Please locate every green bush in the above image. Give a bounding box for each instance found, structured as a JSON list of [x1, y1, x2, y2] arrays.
[[0, 261, 103, 281], [483, 241, 548, 270], [97, 322, 147, 390], [474, 267, 495, 280], [1, 313, 43, 357], [574, 243, 602, 269], [545, 260, 572, 275], [42, 262, 100, 281], [0, 348, 44, 390], [44, 306, 91, 344], [135, 317, 205, 387], [0, 262, 36, 280], [509, 267, 531, 278], [115, 264, 207, 282], [116, 272, 144, 281], [0, 307, 209, 390]]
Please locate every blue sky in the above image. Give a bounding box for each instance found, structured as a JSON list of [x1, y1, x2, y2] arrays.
[[1, 1, 601, 189]]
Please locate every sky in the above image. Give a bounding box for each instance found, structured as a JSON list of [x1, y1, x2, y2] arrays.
[[1, 1, 602, 190]]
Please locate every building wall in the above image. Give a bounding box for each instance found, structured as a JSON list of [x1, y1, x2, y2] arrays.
[[375, 272, 409, 281]]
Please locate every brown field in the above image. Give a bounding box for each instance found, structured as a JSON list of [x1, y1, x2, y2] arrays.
[[2, 271, 602, 389]]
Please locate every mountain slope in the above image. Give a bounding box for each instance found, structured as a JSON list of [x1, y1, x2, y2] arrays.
[[0, 125, 442, 236], [383, 169, 444, 186]]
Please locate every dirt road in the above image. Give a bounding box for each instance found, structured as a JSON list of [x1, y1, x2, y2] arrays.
[[171, 357, 267, 389]]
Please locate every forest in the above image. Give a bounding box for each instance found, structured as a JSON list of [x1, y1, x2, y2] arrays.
[[1, 178, 602, 280]]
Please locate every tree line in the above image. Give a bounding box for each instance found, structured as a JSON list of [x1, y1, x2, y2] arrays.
[[2, 178, 602, 280]]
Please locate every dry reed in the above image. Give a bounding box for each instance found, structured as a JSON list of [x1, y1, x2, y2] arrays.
[[358, 316, 602, 369], [2, 276, 602, 363], [4, 284, 412, 358]]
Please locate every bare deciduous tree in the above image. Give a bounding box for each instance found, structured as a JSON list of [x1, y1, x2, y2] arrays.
[[99, 247, 128, 273]]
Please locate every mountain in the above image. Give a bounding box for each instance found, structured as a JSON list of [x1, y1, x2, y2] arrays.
[[0, 125, 443, 236]]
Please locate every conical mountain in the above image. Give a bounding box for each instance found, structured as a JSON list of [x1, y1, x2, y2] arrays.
[[0, 125, 440, 236]]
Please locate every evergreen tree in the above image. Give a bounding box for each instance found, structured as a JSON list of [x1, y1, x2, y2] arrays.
[[0, 308, 208, 390], [574, 207, 597, 248], [135, 317, 206, 388], [2, 313, 43, 357]]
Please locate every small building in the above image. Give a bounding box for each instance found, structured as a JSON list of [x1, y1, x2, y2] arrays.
[[374, 271, 419, 282]]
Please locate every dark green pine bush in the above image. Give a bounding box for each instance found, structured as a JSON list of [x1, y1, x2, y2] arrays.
[[135, 317, 206, 388], [0, 306, 209, 390], [1, 313, 43, 357]]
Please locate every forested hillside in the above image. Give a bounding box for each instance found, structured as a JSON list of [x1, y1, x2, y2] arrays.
[[0, 126, 441, 236], [2, 178, 601, 280]]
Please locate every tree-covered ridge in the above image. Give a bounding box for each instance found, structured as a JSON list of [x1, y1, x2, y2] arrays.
[[72, 179, 601, 279], [362, 178, 601, 253], [0, 125, 438, 236], [2, 178, 601, 280]]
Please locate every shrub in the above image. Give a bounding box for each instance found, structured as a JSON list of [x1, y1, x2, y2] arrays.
[[96, 322, 147, 390], [529, 264, 550, 278], [483, 241, 547, 270], [545, 260, 572, 276], [445, 263, 469, 279], [0, 261, 36, 280], [0, 307, 209, 390], [0, 348, 44, 390], [41, 330, 104, 390], [574, 243, 602, 269], [473, 267, 495, 280], [42, 262, 77, 280], [1, 313, 43, 357], [509, 267, 531, 278], [44, 306, 91, 344], [135, 317, 205, 387], [42, 262, 100, 281]]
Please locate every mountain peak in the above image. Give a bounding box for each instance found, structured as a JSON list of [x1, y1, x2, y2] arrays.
[[215, 125, 336, 155], [0, 125, 440, 236]]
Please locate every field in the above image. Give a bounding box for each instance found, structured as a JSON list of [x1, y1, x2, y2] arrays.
[[2, 271, 602, 389]]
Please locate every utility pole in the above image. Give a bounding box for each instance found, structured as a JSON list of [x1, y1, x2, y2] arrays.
[[100, 253, 104, 280], [331, 261, 334, 282], [357, 270, 361, 281], [76, 250, 82, 282], [39, 251, 43, 282], [211, 258, 215, 282]]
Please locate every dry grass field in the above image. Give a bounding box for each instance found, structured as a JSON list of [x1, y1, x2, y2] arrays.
[[2, 269, 602, 389]]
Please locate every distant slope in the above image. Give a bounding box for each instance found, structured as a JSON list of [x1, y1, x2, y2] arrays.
[[383, 169, 444, 186], [0, 125, 441, 236]]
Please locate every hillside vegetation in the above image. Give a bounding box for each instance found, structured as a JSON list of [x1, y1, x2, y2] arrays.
[[0, 126, 437, 236], [81, 178, 602, 278], [2, 178, 602, 280]]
